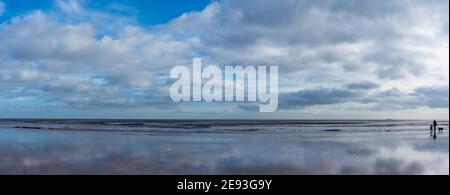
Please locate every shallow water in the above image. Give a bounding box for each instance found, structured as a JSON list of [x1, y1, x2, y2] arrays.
[[0, 120, 448, 175]]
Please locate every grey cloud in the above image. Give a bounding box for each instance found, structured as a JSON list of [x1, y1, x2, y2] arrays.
[[363, 86, 449, 110], [364, 46, 428, 79], [168, 0, 408, 47], [411, 86, 449, 108], [378, 88, 403, 97], [279, 88, 362, 109], [347, 81, 380, 90], [277, 85, 449, 110]]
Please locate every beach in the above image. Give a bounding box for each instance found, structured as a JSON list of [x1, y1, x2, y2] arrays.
[[0, 119, 448, 175]]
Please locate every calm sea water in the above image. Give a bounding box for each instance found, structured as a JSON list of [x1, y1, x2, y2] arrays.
[[0, 119, 448, 174]]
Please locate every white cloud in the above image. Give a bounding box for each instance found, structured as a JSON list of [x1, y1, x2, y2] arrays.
[[0, 7, 199, 108], [0, 11, 199, 86]]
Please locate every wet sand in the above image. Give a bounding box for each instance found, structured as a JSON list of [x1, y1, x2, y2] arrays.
[[0, 126, 448, 175]]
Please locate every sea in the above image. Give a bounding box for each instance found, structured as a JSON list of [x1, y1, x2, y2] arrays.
[[0, 119, 448, 175]]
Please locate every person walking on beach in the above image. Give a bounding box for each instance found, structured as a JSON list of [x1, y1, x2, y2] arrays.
[[433, 120, 438, 133], [430, 124, 434, 136]]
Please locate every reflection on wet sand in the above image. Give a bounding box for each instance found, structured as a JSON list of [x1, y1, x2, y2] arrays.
[[0, 127, 448, 175]]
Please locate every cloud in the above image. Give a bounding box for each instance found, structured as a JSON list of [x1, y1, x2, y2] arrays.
[[165, 0, 448, 71], [411, 86, 450, 108], [0, 7, 199, 108], [0, 0, 448, 118], [347, 81, 380, 90], [166, 0, 449, 115], [1, 11, 197, 76], [280, 88, 362, 109], [277, 84, 449, 111], [162, 0, 448, 115]]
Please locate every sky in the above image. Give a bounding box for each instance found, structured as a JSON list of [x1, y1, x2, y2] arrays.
[[0, 0, 448, 119]]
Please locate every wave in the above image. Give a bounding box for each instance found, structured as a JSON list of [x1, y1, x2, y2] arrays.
[[1, 119, 447, 134]]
